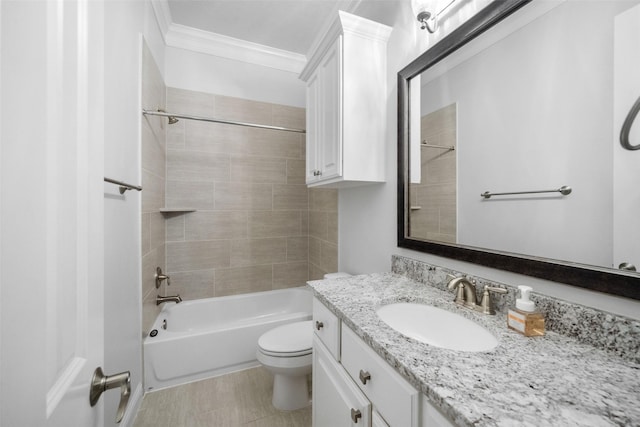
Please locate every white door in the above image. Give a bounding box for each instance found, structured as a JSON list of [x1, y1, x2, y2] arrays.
[[1, 0, 105, 425], [613, 3, 640, 271]]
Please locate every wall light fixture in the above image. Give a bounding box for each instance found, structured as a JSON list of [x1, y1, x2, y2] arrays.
[[412, 0, 457, 34]]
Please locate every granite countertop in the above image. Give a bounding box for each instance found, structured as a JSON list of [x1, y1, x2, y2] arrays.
[[307, 273, 640, 427]]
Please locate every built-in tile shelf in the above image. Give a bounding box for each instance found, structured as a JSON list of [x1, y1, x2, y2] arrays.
[[159, 208, 196, 214]]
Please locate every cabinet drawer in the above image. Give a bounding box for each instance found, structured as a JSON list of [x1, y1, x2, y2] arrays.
[[341, 325, 419, 427], [313, 297, 340, 360], [313, 335, 371, 427]]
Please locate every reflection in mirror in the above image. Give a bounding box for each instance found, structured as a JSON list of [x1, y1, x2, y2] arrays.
[[398, 0, 640, 300], [409, 103, 457, 243]]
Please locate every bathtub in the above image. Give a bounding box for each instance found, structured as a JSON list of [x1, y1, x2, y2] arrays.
[[143, 286, 312, 391]]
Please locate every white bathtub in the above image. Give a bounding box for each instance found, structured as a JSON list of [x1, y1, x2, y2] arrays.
[[143, 287, 312, 391]]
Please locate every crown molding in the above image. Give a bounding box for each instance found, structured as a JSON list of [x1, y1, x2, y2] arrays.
[[300, 8, 392, 81], [150, 0, 306, 73]]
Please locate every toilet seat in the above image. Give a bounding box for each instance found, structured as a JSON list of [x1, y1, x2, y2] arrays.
[[258, 320, 312, 357]]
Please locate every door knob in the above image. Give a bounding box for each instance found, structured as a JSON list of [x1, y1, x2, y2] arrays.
[[89, 367, 131, 423]]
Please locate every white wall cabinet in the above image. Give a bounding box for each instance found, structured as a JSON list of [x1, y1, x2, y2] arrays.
[[301, 11, 392, 187]]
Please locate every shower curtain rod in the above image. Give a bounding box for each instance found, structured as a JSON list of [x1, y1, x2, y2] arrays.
[[142, 109, 306, 134]]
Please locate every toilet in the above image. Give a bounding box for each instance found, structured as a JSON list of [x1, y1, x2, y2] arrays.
[[257, 272, 351, 411]]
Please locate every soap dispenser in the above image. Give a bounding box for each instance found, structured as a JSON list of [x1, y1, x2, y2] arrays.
[[507, 286, 545, 336]]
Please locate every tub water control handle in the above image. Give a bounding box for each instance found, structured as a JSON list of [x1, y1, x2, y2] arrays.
[[351, 408, 362, 423], [89, 367, 131, 424], [315, 321, 324, 330]]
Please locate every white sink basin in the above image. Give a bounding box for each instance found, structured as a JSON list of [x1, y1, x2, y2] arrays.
[[376, 303, 498, 352]]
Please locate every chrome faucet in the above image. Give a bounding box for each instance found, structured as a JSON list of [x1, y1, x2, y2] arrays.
[[446, 275, 508, 315], [156, 294, 182, 305], [447, 275, 478, 308]]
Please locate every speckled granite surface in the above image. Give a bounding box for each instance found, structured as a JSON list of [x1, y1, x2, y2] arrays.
[[307, 272, 640, 427], [392, 255, 640, 364]]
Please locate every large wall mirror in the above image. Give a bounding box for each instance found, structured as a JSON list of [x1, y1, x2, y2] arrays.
[[398, 0, 640, 300]]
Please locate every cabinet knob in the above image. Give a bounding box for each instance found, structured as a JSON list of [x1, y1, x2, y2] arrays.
[[350, 408, 362, 423], [359, 370, 371, 385], [315, 321, 324, 330]]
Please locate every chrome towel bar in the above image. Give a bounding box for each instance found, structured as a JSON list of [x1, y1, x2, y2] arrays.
[[104, 177, 143, 194], [481, 185, 571, 199]]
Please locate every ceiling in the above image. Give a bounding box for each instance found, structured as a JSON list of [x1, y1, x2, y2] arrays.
[[166, 0, 358, 56]]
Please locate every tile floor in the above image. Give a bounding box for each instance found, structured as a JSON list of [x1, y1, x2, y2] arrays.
[[132, 367, 312, 427]]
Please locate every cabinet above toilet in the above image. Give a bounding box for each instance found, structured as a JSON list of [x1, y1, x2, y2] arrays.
[[300, 11, 392, 188]]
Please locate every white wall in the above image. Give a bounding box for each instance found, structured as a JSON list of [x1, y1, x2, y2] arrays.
[[340, 0, 640, 320], [164, 46, 305, 107], [103, 1, 164, 425]]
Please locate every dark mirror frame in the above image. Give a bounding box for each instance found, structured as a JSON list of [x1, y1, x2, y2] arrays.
[[397, 0, 640, 301]]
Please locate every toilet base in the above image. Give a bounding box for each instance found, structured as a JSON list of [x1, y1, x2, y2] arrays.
[[272, 373, 310, 411]]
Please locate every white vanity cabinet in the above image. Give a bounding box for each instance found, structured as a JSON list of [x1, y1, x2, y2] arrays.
[[312, 297, 457, 427], [300, 11, 391, 187]]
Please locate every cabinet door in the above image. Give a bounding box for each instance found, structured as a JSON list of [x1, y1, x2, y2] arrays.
[[313, 336, 371, 427], [373, 411, 390, 427], [306, 71, 320, 183], [318, 37, 342, 180]]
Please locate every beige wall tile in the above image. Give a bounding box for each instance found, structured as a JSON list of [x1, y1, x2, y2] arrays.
[[309, 188, 338, 211], [167, 150, 230, 182], [185, 120, 247, 154], [327, 211, 338, 244], [142, 291, 161, 337], [150, 212, 166, 251], [165, 214, 185, 242], [308, 263, 325, 281], [214, 182, 272, 211], [166, 269, 215, 301], [214, 95, 272, 126], [286, 159, 306, 185], [167, 240, 230, 272], [141, 213, 151, 256], [166, 120, 185, 150], [286, 236, 308, 262], [142, 120, 166, 178], [230, 156, 287, 184], [309, 237, 321, 266], [272, 105, 305, 131], [215, 265, 273, 297], [142, 169, 165, 213], [230, 238, 287, 267], [185, 211, 248, 240], [166, 181, 214, 210], [244, 128, 302, 159], [248, 211, 302, 238], [321, 241, 338, 273], [308, 211, 328, 240], [273, 184, 308, 211], [273, 262, 309, 289], [167, 87, 215, 116]]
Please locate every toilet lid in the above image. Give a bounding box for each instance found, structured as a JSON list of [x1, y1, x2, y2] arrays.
[[258, 320, 312, 355]]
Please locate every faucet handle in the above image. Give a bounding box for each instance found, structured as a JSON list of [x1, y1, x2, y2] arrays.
[[155, 267, 171, 288], [479, 286, 508, 315]]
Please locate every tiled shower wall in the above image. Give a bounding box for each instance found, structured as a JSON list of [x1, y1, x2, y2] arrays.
[[163, 87, 337, 302], [141, 42, 167, 334], [409, 103, 457, 243]]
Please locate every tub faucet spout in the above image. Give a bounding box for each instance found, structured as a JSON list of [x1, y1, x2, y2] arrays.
[[156, 294, 182, 305]]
